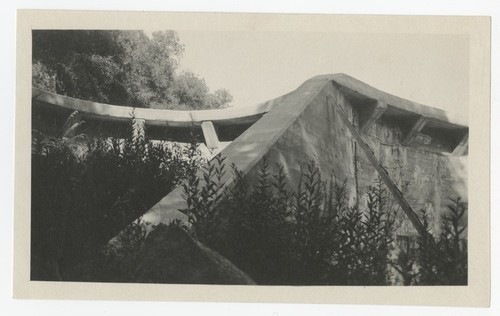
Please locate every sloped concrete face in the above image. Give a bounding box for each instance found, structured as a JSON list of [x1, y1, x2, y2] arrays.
[[355, 112, 468, 235], [139, 74, 467, 238]]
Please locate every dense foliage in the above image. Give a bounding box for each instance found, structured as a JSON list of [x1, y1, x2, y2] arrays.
[[31, 121, 467, 285], [412, 198, 468, 285], [180, 156, 468, 285], [33, 30, 232, 110], [30, 121, 202, 281]]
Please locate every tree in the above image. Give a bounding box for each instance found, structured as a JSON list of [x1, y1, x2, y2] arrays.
[[33, 30, 130, 105], [172, 71, 210, 110], [32, 30, 232, 110], [207, 88, 233, 109]]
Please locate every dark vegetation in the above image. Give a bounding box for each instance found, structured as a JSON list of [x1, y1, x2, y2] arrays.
[[413, 199, 468, 285], [33, 30, 232, 110], [31, 121, 468, 285], [30, 121, 202, 281], [179, 156, 468, 285]]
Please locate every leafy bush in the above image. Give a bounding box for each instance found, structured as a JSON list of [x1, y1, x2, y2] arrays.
[[180, 158, 395, 285], [179, 156, 468, 286], [31, 120, 203, 281], [182, 154, 227, 245], [415, 198, 468, 285]]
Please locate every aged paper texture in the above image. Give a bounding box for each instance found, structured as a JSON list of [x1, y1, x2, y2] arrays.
[[14, 10, 490, 306]]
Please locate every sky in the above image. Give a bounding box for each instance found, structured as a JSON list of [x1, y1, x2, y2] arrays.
[[176, 30, 469, 125]]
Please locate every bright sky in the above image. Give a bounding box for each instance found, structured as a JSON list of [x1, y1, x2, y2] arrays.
[[176, 30, 469, 124]]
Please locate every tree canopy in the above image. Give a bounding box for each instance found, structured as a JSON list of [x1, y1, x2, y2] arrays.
[[32, 30, 233, 110]]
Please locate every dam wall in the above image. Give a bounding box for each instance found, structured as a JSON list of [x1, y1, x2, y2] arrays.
[[139, 74, 468, 238], [31, 74, 468, 240]]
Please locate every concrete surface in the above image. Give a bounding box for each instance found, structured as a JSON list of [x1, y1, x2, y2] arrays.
[[31, 74, 468, 240], [134, 74, 468, 238]]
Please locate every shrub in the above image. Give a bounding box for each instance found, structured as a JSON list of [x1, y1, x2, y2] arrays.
[[31, 120, 203, 281], [180, 158, 399, 285], [179, 156, 467, 286], [415, 198, 468, 285], [181, 154, 227, 245], [224, 160, 294, 284]]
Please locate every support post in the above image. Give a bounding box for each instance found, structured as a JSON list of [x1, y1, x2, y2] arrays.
[[201, 121, 220, 151], [360, 101, 388, 133], [402, 116, 427, 146], [452, 131, 469, 156]]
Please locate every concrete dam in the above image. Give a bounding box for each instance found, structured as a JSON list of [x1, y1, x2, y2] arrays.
[[32, 74, 468, 240]]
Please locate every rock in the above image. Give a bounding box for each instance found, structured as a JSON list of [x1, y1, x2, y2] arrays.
[[133, 224, 255, 285]]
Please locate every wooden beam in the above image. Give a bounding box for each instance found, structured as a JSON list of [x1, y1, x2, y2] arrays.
[[360, 101, 388, 133], [452, 131, 469, 156], [201, 121, 220, 150], [402, 116, 427, 146]]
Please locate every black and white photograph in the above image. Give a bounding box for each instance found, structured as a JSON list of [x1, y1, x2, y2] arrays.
[[12, 10, 491, 307]]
